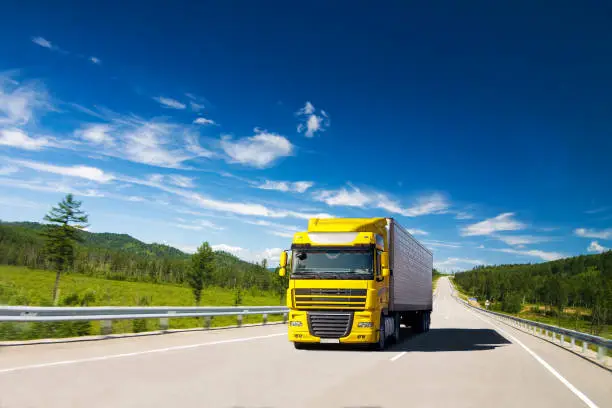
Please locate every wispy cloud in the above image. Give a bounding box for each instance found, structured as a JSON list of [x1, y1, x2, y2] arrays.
[[587, 241, 608, 253], [75, 124, 114, 146], [408, 228, 428, 236], [434, 257, 484, 272], [423, 239, 462, 249], [454, 211, 474, 220], [258, 179, 314, 193], [193, 117, 216, 126], [211, 244, 282, 264], [89, 57, 101, 65], [153, 96, 186, 110], [493, 234, 553, 246], [31, 37, 53, 49], [147, 173, 195, 189], [221, 128, 294, 168], [296, 101, 330, 137], [0, 129, 53, 150], [0, 165, 18, 175], [175, 219, 222, 231], [314, 184, 450, 218], [492, 247, 565, 261], [6, 158, 114, 182], [0, 72, 51, 126], [461, 213, 526, 236], [314, 184, 371, 207], [574, 227, 612, 240]]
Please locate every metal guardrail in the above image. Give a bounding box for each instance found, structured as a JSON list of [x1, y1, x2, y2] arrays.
[[450, 289, 610, 365], [0, 305, 289, 334]]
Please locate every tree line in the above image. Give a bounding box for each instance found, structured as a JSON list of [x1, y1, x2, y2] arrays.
[[0, 195, 289, 305], [453, 251, 612, 335]]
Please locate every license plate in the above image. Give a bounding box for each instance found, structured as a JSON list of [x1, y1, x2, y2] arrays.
[[320, 338, 340, 344]]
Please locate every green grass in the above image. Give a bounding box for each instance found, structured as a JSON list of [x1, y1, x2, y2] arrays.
[[0, 266, 285, 341]]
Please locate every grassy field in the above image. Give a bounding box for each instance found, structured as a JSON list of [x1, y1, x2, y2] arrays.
[[0, 266, 285, 340]]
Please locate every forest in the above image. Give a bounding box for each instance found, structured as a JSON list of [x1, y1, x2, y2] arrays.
[[453, 251, 612, 335], [0, 221, 288, 299]]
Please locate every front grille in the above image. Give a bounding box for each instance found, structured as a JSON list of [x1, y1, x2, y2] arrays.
[[308, 311, 353, 338], [294, 288, 367, 309]]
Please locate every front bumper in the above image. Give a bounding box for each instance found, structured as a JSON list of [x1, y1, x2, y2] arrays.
[[288, 310, 379, 344]]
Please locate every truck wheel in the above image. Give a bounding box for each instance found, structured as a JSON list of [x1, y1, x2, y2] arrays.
[[392, 314, 401, 343], [413, 312, 425, 333], [376, 317, 386, 350], [425, 312, 431, 332]]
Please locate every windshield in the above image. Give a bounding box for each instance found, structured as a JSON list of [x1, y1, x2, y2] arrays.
[[291, 249, 374, 279]]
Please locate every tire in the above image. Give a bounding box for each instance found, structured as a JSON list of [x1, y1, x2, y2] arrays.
[[392, 314, 401, 343], [375, 315, 386, 351], [425, 312, 431, 332]]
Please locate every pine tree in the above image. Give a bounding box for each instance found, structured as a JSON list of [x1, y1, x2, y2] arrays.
[[41, 194, 89, 304], [187, 242, 214, 304]]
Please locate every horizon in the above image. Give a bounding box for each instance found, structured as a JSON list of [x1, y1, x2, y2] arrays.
[[1, 2, 610, 272]]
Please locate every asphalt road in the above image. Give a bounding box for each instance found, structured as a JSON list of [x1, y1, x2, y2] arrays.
[[1, 277, 610, 408]]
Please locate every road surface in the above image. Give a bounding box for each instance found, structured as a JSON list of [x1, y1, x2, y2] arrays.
[[1, 277, 610, 408]]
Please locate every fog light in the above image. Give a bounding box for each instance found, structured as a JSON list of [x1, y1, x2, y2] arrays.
[[290, 321, 303, 327], [358, 322, 373, 328]]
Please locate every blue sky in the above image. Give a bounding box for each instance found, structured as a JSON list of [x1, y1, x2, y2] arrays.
[[1, 2, 611, 271]]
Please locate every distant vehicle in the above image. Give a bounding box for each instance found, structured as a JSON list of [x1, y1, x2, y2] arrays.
[[278, 217, 433, 350]]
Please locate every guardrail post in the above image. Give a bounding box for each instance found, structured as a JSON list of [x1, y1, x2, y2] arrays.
[[263, 313, 268, 325], [101, 320, 112, 335], [582, 341, 588, 353], [570, 337, 575, 349], [205, 316, 212, 330], [559, 335, 564, 347], [159, 317, 169, 331], [597, 346, 605, 363], [237, 314, 243, 327], [283, 312, 288, 324]]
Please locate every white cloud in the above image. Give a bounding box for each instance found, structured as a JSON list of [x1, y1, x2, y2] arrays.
[[0, 129, 51, 150], [296, 101, 329, 138], [75, 124, 114, 146], [587, 241, 608, 253], [270, 231, 295, 238], [574, 228, 612, 240], [461, 213, 526, 236], [212, 244, 243, 256], [175, 219, 222, 231], [493, 234, 552, 246], [193, 117, 216, 125], [89, 57, 101, 65], [422, 240, 462, 249], [258, 180, 314, 193], [493, 248, 565, 262], [31, 37, 52, 49], [0, 165, 18, 175], [314, 185, 371, 207], [408, 229, 428, 236], [8, 158, 114, 183], [454, 212, 474, 220], [0, 73, 51, 126], [221, 129, 293, 168], [190, 102, 205, 112], [0, 177, 105, 197], [382, 193, 450, 217], [153, 96, 186, 110], [168, 175, 195, 188], [434, 257, 484, 273]]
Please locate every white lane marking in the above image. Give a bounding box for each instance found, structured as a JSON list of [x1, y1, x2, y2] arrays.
[[390, 351, 406, 362], [465, 308, 599, 408], [0, 332, 285, 375]]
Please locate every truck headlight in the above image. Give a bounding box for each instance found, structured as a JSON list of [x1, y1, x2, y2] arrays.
[[358, 322, 373, 328], [290, 321, 303, 327]]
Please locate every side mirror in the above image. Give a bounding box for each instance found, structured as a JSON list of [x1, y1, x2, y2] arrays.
[[279, 251, 288, 276], [381, 252, 389, 269], [382, 268, 390, 278]]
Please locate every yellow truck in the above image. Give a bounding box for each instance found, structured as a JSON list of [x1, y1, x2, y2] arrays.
[[279, 217, 433, 350]]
